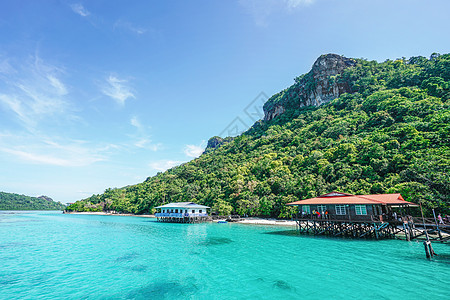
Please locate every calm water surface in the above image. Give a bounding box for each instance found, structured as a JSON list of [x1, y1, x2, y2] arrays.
[[0, 211, 449, 299]]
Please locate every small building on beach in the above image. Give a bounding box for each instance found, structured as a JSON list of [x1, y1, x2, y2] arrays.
[[155, 202, 210, 223]]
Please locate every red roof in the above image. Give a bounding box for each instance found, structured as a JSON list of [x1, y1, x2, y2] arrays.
[[286, 192, 417, 206]]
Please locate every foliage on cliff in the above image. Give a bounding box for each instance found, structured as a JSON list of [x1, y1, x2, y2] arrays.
[[67, 53, 450, 216], [0, 192, 66, 210]]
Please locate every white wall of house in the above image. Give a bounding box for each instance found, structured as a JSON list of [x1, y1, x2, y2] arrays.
[[160, 208, 205, 214]]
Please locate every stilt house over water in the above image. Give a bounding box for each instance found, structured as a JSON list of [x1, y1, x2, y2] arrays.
[[287, 192, 419, 239], [287, 192, 417, 222], [155, 202, 210, 223]]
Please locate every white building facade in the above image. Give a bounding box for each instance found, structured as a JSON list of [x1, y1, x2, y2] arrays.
[[155, 202, 210, 223]]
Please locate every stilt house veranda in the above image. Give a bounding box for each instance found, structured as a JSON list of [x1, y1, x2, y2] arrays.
[[287, 192, 417, 222]]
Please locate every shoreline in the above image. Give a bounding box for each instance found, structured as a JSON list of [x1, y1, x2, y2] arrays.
[[61, 212, 449, 237], [63, 211, 297, 226], [63, 211, 155, 218], [235, 217, 297, 227]]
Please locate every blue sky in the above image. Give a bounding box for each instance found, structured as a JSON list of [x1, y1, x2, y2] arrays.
[[0, 0, 449, 203]]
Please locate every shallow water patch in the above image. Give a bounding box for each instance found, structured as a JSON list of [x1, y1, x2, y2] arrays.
[[264, 230, 303, 237], [200, 237, 233, 246], [129, 265, 148, 272], [273, 279, 293, 291], [0, 242, 31, 249], [125, 279, 198, 299], [116, 252, 139, 262]]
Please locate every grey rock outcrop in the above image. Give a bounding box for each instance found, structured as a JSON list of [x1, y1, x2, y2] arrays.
[[204, 136, 234, 153], [263, 54, 356, 121]]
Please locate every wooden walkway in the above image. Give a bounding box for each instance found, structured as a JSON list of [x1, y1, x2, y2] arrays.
[[294, 215, 450, 242], [407, 217, 450, 242]]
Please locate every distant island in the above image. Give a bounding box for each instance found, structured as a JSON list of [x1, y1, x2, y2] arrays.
[[0, 192, 66, 210], [67, 53, 450, 217]]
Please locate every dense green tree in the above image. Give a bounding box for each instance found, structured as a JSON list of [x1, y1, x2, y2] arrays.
[[68, 54, 450, 216], [0, 192, 66, 210]]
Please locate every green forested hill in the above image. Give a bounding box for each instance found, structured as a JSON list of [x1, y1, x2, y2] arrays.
[[0, 192, 66, 210], [67, 53, 450, 216]]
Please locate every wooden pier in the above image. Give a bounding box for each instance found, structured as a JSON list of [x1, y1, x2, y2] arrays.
[[287, 192, 449, 243], [294, 214, 450, 242], [406, 217, 450, 242]]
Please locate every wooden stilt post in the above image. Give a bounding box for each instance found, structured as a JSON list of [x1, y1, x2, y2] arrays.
[[423, 241, 431, 258], [420, 204, 437, 258], [408, 218, 414, 240], [402, 222, 410, 241]]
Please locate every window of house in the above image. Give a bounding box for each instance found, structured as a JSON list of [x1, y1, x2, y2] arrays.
[[335, 205, 346, 215], [175, 209, 178, 213], [355, 205, 367, 215], [199, 210, 202, 213], [192, 210, 195, 213], [302, 205, 310, 213], [317, 205, 326, 213]]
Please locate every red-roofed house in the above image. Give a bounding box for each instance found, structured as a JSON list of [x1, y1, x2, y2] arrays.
[[287, 191, 417, 222]]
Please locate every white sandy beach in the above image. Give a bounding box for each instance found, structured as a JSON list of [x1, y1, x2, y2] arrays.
[[235, 217, 297, 227], [64, 212, 298, 226], [64, 211, 155, 218]]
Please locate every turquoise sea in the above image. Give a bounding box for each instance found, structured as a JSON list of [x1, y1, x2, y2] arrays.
[[0, 211, 449, 299]]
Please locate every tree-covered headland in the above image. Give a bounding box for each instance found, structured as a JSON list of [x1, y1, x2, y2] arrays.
[[0, 192, 66, 210], [67, 53, 450, 217]]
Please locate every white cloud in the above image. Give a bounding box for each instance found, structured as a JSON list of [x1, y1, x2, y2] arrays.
[[0, 57, 15, 75], [183, 142, 205, 158], [149, 160, 182, 172], [0, 147, 98, 167], [130, 116, 142, 129], [0, 55, 69, 128], [70, 3, 90, 17], [134, 138, 150, 148], [0, 133, 105, 167], [114, 20, 147, 35], [0, 95, 27, 123], [0, 54, 113, 168], [286, 0, 315, 9], [128, 116, 162, 151], [134, 138, 162, 151], [0, 54, 150, 170], [239, 0, 316, 26], [101, 75, 135, 105], [47, 75, 68, 96]]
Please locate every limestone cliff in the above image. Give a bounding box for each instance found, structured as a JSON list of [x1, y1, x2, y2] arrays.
[[263, 54, 356, 121], [204, 136, 234, 153]]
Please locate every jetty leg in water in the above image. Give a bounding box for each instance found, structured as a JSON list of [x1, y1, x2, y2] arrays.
[[420, 204, 437, 259], [423, 240, 437, 259]]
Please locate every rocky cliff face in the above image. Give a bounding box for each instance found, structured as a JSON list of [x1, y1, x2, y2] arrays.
[[204, 136, 234, 153], [263, 54, 356, 121]]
